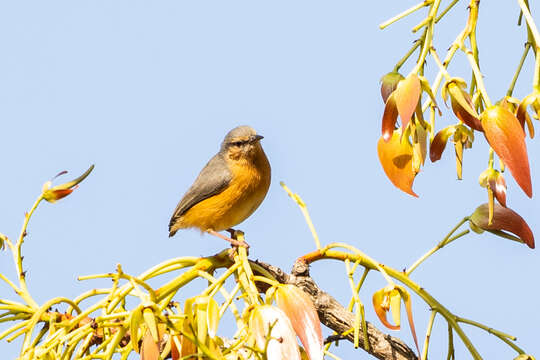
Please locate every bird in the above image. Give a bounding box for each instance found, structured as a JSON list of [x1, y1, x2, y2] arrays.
[[168, 125, 271, 247]]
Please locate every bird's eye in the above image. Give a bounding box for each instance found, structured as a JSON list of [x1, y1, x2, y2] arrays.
[[232, 141, 244, 147]]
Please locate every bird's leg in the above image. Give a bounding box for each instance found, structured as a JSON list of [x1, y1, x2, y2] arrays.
[[207, 229, 249, 248]]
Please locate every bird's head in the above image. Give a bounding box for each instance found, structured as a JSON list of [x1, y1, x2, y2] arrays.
[[221, 125, 265, 161]]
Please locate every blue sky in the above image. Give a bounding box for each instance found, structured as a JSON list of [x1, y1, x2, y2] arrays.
[[0, 1, 538, 359]]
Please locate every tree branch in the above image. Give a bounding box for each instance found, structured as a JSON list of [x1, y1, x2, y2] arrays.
[[252, 259, 418, 360]]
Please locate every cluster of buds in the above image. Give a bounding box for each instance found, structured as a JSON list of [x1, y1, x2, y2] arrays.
[[137, 284, 324, 360], [138, 296, 221, 360]]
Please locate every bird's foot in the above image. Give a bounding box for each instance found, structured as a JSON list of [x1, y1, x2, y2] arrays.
[[208, 229, 250, 249]]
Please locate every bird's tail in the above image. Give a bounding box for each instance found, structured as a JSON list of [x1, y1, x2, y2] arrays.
[[168, 219, 180, 237]]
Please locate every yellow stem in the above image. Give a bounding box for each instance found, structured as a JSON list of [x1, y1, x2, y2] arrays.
[[464, 47, 492, 107], [517, 0, 540, 47], [412, 0, 442, 75], [379, 0, 433, 29], [507, 43, 532, 96], [421, 310, 437, 360], [12, 194, 44, 309], [407, 217, 469, 275], [281, 182, 321, 249]]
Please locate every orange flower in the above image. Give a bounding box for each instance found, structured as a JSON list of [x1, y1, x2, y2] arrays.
[[372, 285, 419, 355], [381, 73, 421, 141], [42, 165, 95, 203], [381, 73, 438, 142], [469, 203, 534, 249], [480, 106, 532, 197], [442, 79, 483, 131], [430, 124, 474, 179], [516, 92, 539, 138]]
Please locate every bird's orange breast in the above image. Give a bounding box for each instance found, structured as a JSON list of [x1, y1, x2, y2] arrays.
[[178, 146, 271, 231]]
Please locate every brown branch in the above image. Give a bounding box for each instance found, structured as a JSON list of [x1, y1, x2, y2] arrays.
[[252, 258, 418, 360]]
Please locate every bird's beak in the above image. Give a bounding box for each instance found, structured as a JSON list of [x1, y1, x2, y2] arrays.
[[250, 135, 264, 143]]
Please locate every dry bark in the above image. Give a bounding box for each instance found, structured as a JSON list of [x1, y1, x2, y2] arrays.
[[252, 258, 418, 360]]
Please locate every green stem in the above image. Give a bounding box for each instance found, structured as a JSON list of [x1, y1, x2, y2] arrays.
[[465, 47, 492, 106], [421, 0, 477, 111], [430, 47, 452, 80], [497, 334, 527, 355], [407, 217, 469, 276], [421, 310, 437, 360], [412, 0, 442, 75], [456, 316, 516, 340], [394, 41, 422, 72], [281, 182, 321, 249], [534, 47, 540, 90], [507, 42, 531, 96], [379, 0, 433, 29], [344, 259, 368, 350], [517, 0, 540, 48], [469, 7, 480, 95], [234, 233, 260, 305], [11, 195, 43, 309], [435, 0, 459, 23], [447, 324, 455, 360]]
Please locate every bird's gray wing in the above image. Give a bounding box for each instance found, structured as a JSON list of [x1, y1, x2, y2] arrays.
[[169, 153, 232, 229]]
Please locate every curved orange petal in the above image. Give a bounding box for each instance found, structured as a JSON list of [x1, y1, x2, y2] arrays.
[[480, 106, 532, 197], [382, 93, 399, 142], [275, 285, 323, 360], [394, 73, 421, 131], [395, 287, 420, 356], [377, 130, 418, 197], [470, 203, 534, 249], [448, 84, 483, 131], [488, 172, 507, 207], [140, 330, 160, 360], [380, 72, 404, 103], [430, 126, 456, 162], [516, 93, 538, 138], [372, 288, 399, 330], [250, 305, 302, 360]]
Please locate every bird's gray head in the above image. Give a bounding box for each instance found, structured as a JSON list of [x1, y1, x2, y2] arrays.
[[220, 125, 264, 159]]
